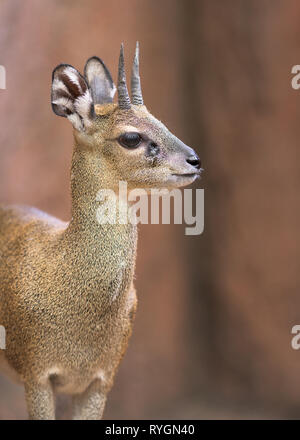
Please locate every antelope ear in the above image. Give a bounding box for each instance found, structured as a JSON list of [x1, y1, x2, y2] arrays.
[[51, 64, 94, 132], [84, 56, 116, 104]]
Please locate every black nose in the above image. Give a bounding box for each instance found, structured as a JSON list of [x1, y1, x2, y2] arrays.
[[186, 154, 201, 169]]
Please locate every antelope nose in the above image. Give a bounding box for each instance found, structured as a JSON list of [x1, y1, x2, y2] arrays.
[[186, 154, 201, 169]]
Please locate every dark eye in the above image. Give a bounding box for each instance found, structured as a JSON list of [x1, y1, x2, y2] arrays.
[[118, 132, 142, 148]]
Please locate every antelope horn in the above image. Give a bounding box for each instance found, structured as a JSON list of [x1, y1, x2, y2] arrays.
[[117, 43, 131, 110], [131, 41, 143, 105]]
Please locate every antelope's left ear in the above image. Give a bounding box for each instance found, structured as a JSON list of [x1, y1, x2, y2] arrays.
[[51, 64, 94, 132]]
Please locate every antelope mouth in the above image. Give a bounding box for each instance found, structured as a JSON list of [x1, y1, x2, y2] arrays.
[[172, 173, 199, 177], [166, 172, 201, 187], [171, 172, 201, 180]]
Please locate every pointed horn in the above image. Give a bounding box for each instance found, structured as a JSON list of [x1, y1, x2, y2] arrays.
[[117, 43, 131, 110], [131, 41, 143, 105]]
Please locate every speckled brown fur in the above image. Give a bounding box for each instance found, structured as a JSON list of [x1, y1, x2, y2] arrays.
[[0, 54, 201, 419]]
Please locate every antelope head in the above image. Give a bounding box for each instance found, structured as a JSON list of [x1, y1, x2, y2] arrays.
[[51, 43, 202, 192]]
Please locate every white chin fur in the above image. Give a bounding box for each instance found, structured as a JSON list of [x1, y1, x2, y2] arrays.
[[166, 174, 199, 187]]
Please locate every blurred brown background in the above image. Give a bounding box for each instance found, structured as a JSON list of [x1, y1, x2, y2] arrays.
[[0, 0, 300, 419]]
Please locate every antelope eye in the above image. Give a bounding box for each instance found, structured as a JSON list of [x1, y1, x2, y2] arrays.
[[118, 132, 142, 148]]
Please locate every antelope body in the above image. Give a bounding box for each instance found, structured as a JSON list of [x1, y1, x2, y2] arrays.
[[0, 44, 201, 419]]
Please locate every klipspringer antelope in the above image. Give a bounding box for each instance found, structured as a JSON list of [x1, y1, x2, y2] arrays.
[[0, 43, 201, 419]]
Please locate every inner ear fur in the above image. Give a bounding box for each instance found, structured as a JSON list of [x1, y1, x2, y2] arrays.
[[51, 63, 94, 132]]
